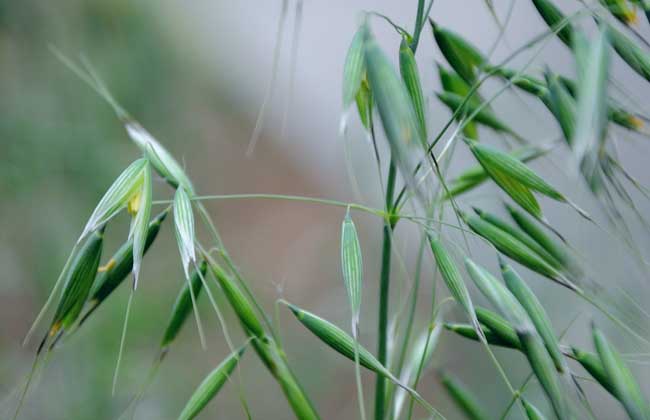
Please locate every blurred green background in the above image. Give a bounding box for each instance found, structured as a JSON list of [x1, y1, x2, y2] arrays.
[[2, 1, 650, 419]]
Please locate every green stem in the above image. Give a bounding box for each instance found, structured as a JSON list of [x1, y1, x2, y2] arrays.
[[385, 231, 426, 419], [375, 161, 398, 420], [410, 0, 434, 52]]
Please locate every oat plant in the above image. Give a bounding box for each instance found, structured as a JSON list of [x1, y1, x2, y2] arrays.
[[11, 0, 650, 419]]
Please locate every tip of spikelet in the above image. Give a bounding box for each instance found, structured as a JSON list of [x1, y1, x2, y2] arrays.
[[287, 303, 302, 318], [629, 115, 644, 130]]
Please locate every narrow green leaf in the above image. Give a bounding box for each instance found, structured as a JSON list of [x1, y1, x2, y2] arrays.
[[178, 345, 246, 420]]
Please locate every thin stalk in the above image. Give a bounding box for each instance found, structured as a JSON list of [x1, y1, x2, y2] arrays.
[[354, 327, 368, 420], [246, 0, 289, 156], [374, 160, 398, 420], [410, 0, 435, 52], [385, 231, 427, 420], [159, 194, 385, 218], [112, 288, 135, 395]]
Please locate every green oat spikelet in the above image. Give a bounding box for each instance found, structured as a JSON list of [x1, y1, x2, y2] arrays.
[[399, 37, 427, 141], [500, 259, 566, 372], [429, 235, 485, 342], [570, 347, 617, 397], [341, 209, 363, 335], [506, 203, 580, 277], [431, 20, 487, 84], [600, 0, 638, 25], [178, 344, 247, 420], [461, 211, 576, 290], [473, 207, 563, 271], [522, 398, 548, 420], [160, 262, 208, 357], [445, 146, 550, 199], [530, 0, 575, 47], [174, 186, 197, 279], [573, 28, 610, 191], [465, 259, 568, 419], [287, 303, 441, 418], [209, 263, 265, 339], [593, 324, 650, 420], [128, 159, 152, 288], [125, 121, 194, 193], [40, 228, 105, 352], [80, 158, 148, 240], [363, 25, 426, 203], [342, 26, 367, 109], [436, 91, 522, 139], [437, 63, 480, 139], [441, 373, 488, 420], [80, 210, 168, 325]]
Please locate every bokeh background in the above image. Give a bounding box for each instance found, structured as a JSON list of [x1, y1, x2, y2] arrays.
[[2, 1, 650, 419]]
